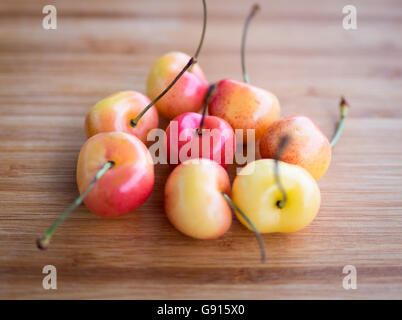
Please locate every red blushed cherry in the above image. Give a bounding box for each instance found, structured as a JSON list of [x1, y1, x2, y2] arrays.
[[165, 112, 236, 168], [146, 0, 209, 120], [37, 132, 155, 250], [76, 132, 154, 218], [208, 5, 280, 144], [85, 58, 196, 145]]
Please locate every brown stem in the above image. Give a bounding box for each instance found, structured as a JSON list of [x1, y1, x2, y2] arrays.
[[197, 84, 216, 136], [190, 0, 207, 71], [330, 96, 350, 148], [274, 135, 290, 209]]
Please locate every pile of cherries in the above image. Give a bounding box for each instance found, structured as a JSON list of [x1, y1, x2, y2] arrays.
[[38, 2, 348, 261]]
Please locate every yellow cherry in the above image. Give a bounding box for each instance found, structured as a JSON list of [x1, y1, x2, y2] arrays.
[[232, 159, 321, 233], [165, 158, 232, 239]]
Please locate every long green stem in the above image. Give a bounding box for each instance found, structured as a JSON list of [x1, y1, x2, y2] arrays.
[[130, 57, 196, 127], [330, 96, 349, 148], [197, 84, 215, 135], [241, 4, 260, 83], [222, 192, 266, 262], [37, 161, 113, 250], [274, 135, 290, 209]]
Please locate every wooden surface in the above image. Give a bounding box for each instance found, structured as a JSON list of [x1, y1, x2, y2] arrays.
[[1, 0, 402, 299]]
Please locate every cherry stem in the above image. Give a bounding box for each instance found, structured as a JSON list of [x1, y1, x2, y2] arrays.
[[241, 4, 260, 83], [130, 57, 196, 127], [274, 135, 290, 209], [36, 161, 114, 250], [330, 96, 350, 148], [222, 192, 266, 262], [190, 0, 207, 71], [197, 84, 216, 135]]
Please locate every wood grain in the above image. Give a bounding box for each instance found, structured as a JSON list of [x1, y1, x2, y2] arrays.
[[0, 0, 402, 299]]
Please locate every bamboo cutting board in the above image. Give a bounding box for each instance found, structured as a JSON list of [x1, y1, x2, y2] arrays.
[[1, 0, 401, 299]]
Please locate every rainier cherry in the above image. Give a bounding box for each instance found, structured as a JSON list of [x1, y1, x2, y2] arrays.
[[37, 132, 154, 250], [232, 159, 321, 233], [165, 158, 266, 261], [208, 5, 280, 143], [259, 97, 349, 180], [228, 137, 321, 260], [165, 159, 232, 239], [165, 85, 236, 168], [146, 0, 209, 119], [85, 58, 195, 144]]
